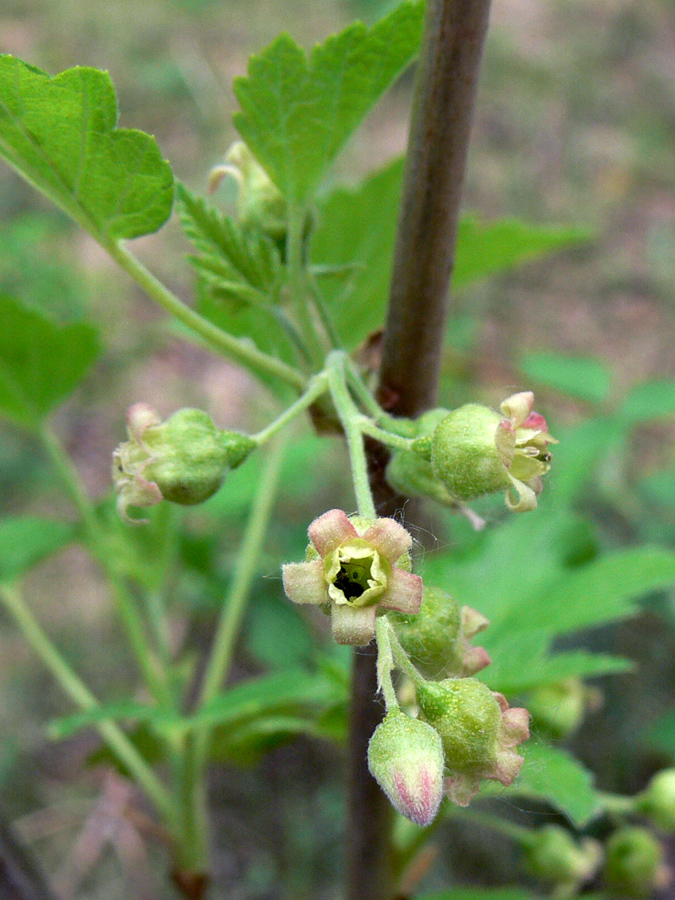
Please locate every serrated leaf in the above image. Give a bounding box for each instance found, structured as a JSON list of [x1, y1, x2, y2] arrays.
[[505, 741, 599, 827], [0, 56, 173, 240], [0, 517, 74, 583], [48, 701, 160, 741], [0, 293, 100, 428], [500, 547, 675, 636], [233, 2, 424, 202], [453, 217, 590, 289], [520, 353, 612, 405], [551, 418, 626, 502], [620, 379, 675, 423], [176, 184, 281, 294], [311, 158, 589, 349]]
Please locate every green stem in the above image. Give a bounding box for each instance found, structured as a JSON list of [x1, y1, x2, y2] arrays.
[[286, 206, 325, 368], [175, 436, 289, 875], [197, 435, 288, 707], [251, 373, 329, 446], [306, 270, 344, 350], [374, 617, 399, 712], [39, 424, 171, 707], [388, 626, 425, 688], [345, 361, 417, 437], [0, 584, 173, 821], [105, 240, 307, 391], [598, 791, 637, 817], [326, 352, 376, 519], [359, 421, 417, 453]]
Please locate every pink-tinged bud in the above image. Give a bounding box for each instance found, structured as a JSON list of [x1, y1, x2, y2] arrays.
[[282, 510, 422, 646], [638, 769, 675, 832], [392, 585, 490, 680], [430, 392, 556, 512], [112, 405, 255, 523], [524, 825, 603, 895], [416, 678, 529, 807], [367, 710, 445, 826], [604, 828, 671, 899]]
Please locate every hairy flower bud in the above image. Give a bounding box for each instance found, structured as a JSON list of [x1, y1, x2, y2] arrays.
[[416, 677, 529, 806], [391, 585, 490, 679], [209, 141, 287, 242], [637, 770, 675, 832], [282, 510, 422, 645], [524, 825, 602, 895], [367, 710, 445, 826], [113, 404, 255, 522], [604, 828, 670, 898], [431, 392, 556, 512]]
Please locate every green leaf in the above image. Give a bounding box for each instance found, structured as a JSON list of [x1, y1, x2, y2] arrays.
[[0, 293, 100, 429], [520, 353, 612, 405], [620, 379, 675, 423], [233, 2, 424, 202], [0, 56, 173, 240], [645, 708, 675, 756], [453, 217, 590, 289], [504, 741, 599, 827], [0, 517, 74, 582], [310, 157, 403, 348], [500, 547, 675, 635], [48, 700, 159, 741], [176, 184, 281, 295], [551, 418, 625, 503]]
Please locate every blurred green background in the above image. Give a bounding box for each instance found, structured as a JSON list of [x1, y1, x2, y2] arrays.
[[3, 0, 675, 898]]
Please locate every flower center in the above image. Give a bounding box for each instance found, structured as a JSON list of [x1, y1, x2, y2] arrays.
[[326, 541, 388, 607]]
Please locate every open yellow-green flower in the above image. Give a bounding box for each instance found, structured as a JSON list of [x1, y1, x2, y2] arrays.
[[282, 509, 423, 645]]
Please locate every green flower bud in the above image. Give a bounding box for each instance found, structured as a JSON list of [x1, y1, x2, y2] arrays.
[[416, 677, 529, 806], [113, 404, 255, 522], [391, 585, 490, 679], [637, 769, 675, 831], [431, 392, 556, 512], [367, 709, 445, 826], [523, 825, 602, 895], [527, 678, 602, 740], [604, 828, 670, 898], [209, 141, 287, 242]]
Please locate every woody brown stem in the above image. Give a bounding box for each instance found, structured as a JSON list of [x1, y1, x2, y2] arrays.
[[346, 1, 493, 898]]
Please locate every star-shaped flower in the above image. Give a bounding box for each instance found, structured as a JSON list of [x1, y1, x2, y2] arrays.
[[282, 509, 423, 645]]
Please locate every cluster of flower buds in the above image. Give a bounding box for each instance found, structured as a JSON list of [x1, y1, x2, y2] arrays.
[[603, 827, 670, 898], [112, 404, 255, 522], [523, 825, 603, 897], [527, 677, 603, 740], [388, 392, 556, 513]]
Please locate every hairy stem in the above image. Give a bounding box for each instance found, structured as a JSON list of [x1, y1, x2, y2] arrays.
[[348, 1, 493, 897]]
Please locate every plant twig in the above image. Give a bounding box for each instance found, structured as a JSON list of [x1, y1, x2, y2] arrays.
[[348, 2, 493, 898]]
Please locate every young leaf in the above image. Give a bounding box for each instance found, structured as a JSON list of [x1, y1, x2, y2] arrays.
[[233, 2, 424, 202], [520, 352, 612, 405], [0, 293, 100, 429], [0, 517, 74, 583], [503, 741, 599, 828], [176, 184, 281, 295], [48, 701, 160, 741], [0, 56, 173, 241]]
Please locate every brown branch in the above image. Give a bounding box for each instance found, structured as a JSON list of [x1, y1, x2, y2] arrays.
[[346, 2, 493, 899]]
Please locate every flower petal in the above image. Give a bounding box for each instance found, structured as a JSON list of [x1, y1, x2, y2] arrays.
[[282, 560, 326, 605], [331, 604, 377, 645], [361, 517, 412, 562], [380, 569, 423, 615], [308, 509, 358, 557], [505, 474, 538, 512], [500, 391, 534, 426]]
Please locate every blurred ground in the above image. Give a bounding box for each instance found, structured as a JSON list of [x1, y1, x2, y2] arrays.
[[2, 0, 675, 897]]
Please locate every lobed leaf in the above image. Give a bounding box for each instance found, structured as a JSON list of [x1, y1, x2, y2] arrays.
[[233, 2, 424, 203], [0, 517, 74, 583], [0, 293, 100, 429], [0, 55, 173, 240]]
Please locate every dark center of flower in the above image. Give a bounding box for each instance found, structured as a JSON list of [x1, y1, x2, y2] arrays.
[[333, 559, 373, 601]]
